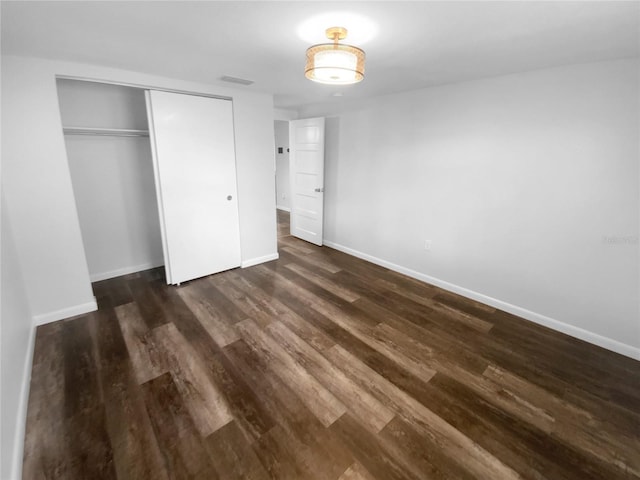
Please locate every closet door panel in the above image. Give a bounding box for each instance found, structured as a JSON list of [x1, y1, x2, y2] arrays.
[[146, 90, 241, 284]]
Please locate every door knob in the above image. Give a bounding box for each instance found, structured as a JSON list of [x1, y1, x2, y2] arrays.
[[314, 187, 324, 192], [227, 195, 233, 200]]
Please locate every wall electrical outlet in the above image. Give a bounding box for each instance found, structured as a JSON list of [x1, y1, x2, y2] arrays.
[[282, 193, 286, 200], [424, 240, 432, 251]]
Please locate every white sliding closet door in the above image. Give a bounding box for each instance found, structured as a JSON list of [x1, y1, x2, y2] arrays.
[[146, 90, 241, 285]]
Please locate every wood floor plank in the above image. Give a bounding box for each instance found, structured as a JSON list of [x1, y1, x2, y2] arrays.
[[60, 404, 118, 480], [204, 420, 271, 480], [191, 278, 250, 324], [369, 277, 494, 334], [235, 318, 348, 428], [335, 268, 491, 342], [115, 302, 168, 384], [253, 425, 315, 480], [128, 277, 169, 329], [141, 372, 219, 480], [482, 365, 640, 477], [91, 309, 172, 480], [475, 333, 640, 434], [223, 339, 355, 479], [152, 323, 234, 437], [205, 350, 276, 442], [329, 413, 417, 480], [23, 209, 640, 480], [322, 247, 392, 279], [284, 262, 360, 302], [338, 462, 378, 480], [103, 375, 171, 480], [487, 322, 640, 411], [326, 344, 524, 480], [432, 290, 497, 314], [240, 264, 379, 327], [414, 371, 579, 480], [22, 324, 68, 480], [378, 416, 478, 480], [428, 372, 630, 480], [372, 275, 438, 301], [432, 301, 494, 333], [176, 283, 242, 346], [283, 245, 343, 273], [277, 209, 291, 239], [151, 282, 277, 442], [356, 298, 489, 375], [245, 263, 449, 407], [92, 309, 130, 373], [278, 235, 316, 254], [215, 274, 282, 328], [93, 276, 134, 309], [265, 320, 395, 433], [249, 264, 438, 384], [258, 261, 364, 314], [61, 316, 102, 417]]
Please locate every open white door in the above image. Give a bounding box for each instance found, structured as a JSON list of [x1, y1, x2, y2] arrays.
[[146, 90, 241, 285], [289, 117, 325, 246]]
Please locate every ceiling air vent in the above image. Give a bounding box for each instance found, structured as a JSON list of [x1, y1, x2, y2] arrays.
[[220, 75, 254, 86]]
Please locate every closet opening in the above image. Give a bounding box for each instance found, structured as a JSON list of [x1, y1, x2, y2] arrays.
[[57, 79, 165, 288]]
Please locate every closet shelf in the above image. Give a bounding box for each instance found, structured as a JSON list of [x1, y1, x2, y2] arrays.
[[63, 126, 149, 137]]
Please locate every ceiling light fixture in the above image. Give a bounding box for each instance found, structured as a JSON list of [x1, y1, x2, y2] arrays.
[[305, 27, 365, 85]]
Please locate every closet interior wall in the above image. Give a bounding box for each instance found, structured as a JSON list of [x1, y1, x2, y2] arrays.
[[57, 79, 164, 282]]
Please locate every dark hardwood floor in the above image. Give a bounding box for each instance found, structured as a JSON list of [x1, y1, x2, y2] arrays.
[[23, 209, 640, 479], [277, 209, 290, 239]]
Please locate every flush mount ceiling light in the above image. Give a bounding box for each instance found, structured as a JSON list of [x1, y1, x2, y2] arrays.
[[305, 27, 365, 85]]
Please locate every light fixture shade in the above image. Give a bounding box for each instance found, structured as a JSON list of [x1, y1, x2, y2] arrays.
[[305, 43, 365, 85]]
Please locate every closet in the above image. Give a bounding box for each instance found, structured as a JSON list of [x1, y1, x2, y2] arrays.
[[58, 79, 241, 286]]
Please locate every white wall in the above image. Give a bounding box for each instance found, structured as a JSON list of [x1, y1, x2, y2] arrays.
[[58, 80, 164, 281], [274, 107, 298, 121], [299, 58, 640, 358], [2, 55, 277, 323], [232, 91, 279, 267], [274, 120, 291, 211], [1, 195, 34, 480]]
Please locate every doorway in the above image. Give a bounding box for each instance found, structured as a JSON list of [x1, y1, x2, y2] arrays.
[[273, 117, 326, 246], [274, 120, 291, 212]]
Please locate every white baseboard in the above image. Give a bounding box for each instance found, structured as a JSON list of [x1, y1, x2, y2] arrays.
[[242, 253, 279, 268], [11, 325, 37, 480], [89, 260, 165, 282], [32, 298, 98, 326], [323, 240, 640, 361], [276, 206, 291, 212]]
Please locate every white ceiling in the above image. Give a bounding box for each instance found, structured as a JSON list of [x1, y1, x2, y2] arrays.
[[2, 1, 639, 110]]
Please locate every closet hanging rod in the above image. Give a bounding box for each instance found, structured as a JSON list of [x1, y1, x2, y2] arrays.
[[63, 126, 150, 137]]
